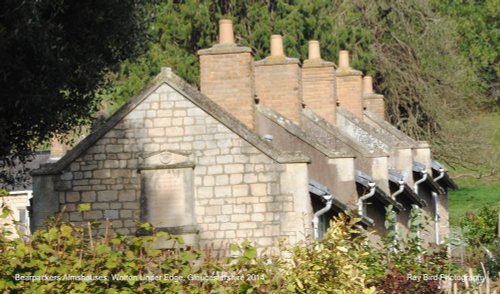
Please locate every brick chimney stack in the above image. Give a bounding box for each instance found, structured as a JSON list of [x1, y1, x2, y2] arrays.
[[198, 19, 256, 129], [302, 40, 336, 124], [335, 50, 363, 118], [50, 136, 67, 161], [255, 35, 302, 123], [363, 76, 385, 119]]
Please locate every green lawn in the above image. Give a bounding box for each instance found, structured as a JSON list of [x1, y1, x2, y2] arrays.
[[447, 113, 500, 227], [448, 181, 500, 227]]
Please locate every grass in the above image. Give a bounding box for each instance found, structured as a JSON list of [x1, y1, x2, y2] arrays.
[[448, 180, 500, 227], [447, 113, 500, 227]]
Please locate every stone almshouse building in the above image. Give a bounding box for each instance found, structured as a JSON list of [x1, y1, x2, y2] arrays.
[[32, 20, 456, 250]]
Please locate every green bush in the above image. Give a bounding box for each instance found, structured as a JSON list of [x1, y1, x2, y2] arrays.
[[366, 206, 458, 293], [0, 206, 461, 293], [460, 206, 499, 246], [0, 209, 377, 293]]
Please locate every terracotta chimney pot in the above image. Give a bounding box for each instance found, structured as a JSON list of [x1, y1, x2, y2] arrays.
[[219, 19, 234, 44], [270, 35, 284, 57], [308, 40, 321, 60], [338, 50, 350, 68], [363, 76, 374, 95]]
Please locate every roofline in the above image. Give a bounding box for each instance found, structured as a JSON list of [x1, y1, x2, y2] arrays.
[[32, 68, 309, 176], [388, 169, 427, 207], [302, 108, 388, 158], [425, 175, 446, 194], [257, 104, 353, 159], [363, 110, 418, 148], [337, 107, 407, 150], [374, 187, 403, 212]]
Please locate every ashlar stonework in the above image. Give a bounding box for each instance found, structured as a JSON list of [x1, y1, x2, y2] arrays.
[[32, 69, 311, 251]]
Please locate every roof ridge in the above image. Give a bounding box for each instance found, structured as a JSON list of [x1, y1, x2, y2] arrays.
[[32, 68, 309, 176]]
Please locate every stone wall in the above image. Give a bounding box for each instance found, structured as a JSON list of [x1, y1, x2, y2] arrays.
[[255, 109, 358, 207], [48, 82, 310, 250]]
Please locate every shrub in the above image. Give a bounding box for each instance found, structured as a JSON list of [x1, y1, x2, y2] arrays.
[[460, 206, 499, 246], [0, 206, 460, 293], [0, 209, 377, 293], [279, 213, 376, 293], [366, 206, 457, 293]]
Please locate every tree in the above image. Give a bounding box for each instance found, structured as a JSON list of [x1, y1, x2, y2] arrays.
[[100, 0, 375, 112], [0, 0, 148, 159], [102, 0, 494, 172], [433, 0, 499, 109]]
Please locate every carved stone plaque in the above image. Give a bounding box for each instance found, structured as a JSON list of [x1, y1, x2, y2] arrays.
[[139, 150, 192, 169], [140, 168, 194, 228]]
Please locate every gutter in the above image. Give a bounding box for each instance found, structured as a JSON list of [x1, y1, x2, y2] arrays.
[[312, 194, 333, 240], [358, 182, 376, 217]]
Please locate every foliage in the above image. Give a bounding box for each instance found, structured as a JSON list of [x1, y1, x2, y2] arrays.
[[99, 0, 375, 113], [0, 155, 33, 190], [0, 205, 468, 292], [433, 0, 499, 107], [280, 213, 376, 293], [0, 0, 149, 159], [0, 210, 374, 293], [460, 206, 499, 246], [99, 0, 495, 174], [366, 205, 457, 293], [483, 239, 500, 279]]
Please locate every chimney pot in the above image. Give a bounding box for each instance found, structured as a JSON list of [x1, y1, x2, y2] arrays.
[[308, 40, 321, 60], [363, 76, 374, 95], [338, 50, 350, 68], [270, 35, 284, 57], [219, 19, 234, 44]]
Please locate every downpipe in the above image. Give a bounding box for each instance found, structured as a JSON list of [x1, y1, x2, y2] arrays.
[[432, 168, 445, 244], [391, 180, 405, 199], [413, 171, 426, 249], [358, 182, 376, 217], [390, 180, 405, 245], [313, 194, 333, 240], [432, 192, 440, 244], [414, 170, 427, 196]]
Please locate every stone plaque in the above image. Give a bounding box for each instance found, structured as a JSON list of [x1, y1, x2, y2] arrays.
[[139, 150, 192, 170], [141, 168, 194, 228]]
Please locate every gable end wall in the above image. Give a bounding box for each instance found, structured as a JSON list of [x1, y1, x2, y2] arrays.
[[47, 84, 309, 250]]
